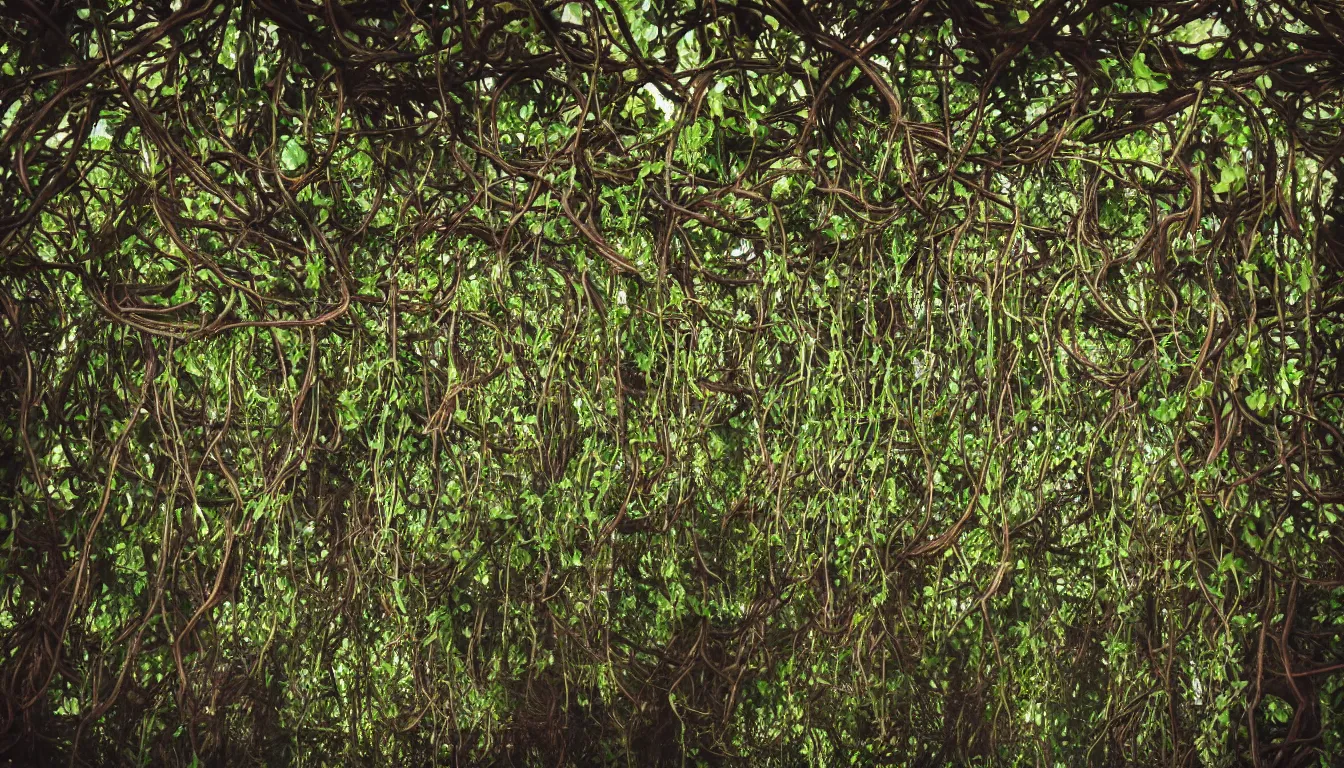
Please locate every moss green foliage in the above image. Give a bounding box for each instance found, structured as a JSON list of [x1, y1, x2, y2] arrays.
[[2, 1, 1344, 765]]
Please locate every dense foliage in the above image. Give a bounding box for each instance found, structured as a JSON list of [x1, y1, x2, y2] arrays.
[[3, 0, 1344, 765]]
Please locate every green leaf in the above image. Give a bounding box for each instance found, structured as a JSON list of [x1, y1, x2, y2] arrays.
[[1246, 388, 1268, 414], [281, 138, 308, 171], [1131, 53, 1167, 92]]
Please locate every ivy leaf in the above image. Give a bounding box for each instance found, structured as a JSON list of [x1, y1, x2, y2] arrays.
[[1212, 156, 1245, 194], [305, 256, 322, 291], [1246, 388, 1269, 414], [1131, 53, 1167, 92], [281, 138, 308, 171]]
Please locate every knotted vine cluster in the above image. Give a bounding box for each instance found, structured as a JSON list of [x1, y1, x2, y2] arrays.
[[2, 0, 1343, 765]]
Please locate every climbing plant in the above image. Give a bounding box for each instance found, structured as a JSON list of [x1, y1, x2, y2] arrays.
[[2, 0, 1343, 765]]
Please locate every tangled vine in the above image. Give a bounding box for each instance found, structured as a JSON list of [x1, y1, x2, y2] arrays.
[[2, 0, 1344, 765]]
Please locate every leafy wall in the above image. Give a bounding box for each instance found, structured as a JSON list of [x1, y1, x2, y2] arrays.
[[2, 1, 1344, 765]]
